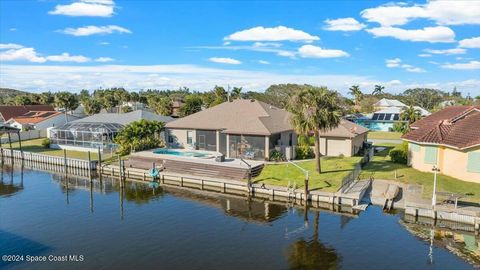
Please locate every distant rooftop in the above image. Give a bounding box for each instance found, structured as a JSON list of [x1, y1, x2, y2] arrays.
[[374, 98, 407, 108], [72, 109, 174, 126], [0, 105, 55, 122]]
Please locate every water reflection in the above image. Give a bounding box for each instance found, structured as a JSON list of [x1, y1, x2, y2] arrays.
[[401, 219, 480, 266], [0, 163, 23, 197], [286, 212, 341, 269]]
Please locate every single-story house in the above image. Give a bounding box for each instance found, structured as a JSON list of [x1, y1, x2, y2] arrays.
[[318, 120, 369, 157], [402, 105, 480, 183], [165, 99, 296, 160], [165, 99, 369, 160], [6, 111, 77, 130], [49, 109, 174, 152], [0, 105, 55, 123]]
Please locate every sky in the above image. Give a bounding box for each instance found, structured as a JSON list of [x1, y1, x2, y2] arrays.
[[0, 0, 479, 96]]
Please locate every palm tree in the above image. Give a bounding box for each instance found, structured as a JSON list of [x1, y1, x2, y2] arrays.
[[399, 105, 421, 133], [288, 87, 342, 173], [55, 92, 79, 122], [348, 85, 363, 105], [230, 87, 243, 100], [83, 98, 102, 115], [372, 85, 385, 95]]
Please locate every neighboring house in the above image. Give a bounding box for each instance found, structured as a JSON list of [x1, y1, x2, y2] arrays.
[[355, 98, 430, 131], [165, 99, 296, 160], [0, 105, 55, 123], [318, 120, 369, 157], [374, 98, 407, 110], [6, 111, 77, 130], [402, 105, 480, 183], [48, 109, 174, 152]]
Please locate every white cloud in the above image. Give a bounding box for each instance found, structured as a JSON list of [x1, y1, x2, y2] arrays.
[[424, 48, 466, 55], [0, 43, 24, 49], [224, 26, 319, 42], [1, 64, 477, 95], [9, 28, 17, 32], [441, 60, 480, 70], [385, 58, 425, 72], [366, 26, 455, 43], [258, 60, 270, 64], [45, 53, 90, 63], [208, 57, 241, 64], [95, 57, 114, 62], [323, 18, 366, 31], [49, 0, 115, 17], [361, 1, 480, 26], [252, 42, 282, 48], [386, 58, 401, 68], [298, 45, 349, 58], [99, 42, 110, 45], [60, 25, 131, 36], [0, 47, 46, 63], [418, 54, 431, 57], [459, 37, 480, 48]]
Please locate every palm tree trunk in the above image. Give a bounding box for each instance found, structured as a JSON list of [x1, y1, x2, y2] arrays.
[[314, 130, 321, 173]]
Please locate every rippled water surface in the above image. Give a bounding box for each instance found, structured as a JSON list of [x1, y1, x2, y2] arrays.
[[0, 164, 478, 270]]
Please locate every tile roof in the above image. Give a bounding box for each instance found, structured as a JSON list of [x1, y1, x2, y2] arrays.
[[0, 105, 55, 121], [375, 98, 407, 107], [402, 106, 480, 149], [11, 111, 62, 124]]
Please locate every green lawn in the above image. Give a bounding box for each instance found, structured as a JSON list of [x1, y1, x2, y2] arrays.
[[368, 131, 402, 140], [2, 138, 109, 160], [254, 156, 362, 192], [361, 144, 480, 203]]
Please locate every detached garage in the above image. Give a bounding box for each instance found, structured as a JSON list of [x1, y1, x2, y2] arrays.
[[318, 120, 369, 157]]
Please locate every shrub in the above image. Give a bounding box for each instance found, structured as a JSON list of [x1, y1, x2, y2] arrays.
[[41, 138, 51, 148], [295, 145, 314, 160], [298, 135, 315, 146], [389, 143, 408, 164], [269, 150, 285, 162]]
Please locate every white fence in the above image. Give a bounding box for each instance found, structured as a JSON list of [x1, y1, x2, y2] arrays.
[[0, 129, 47, 144], [0, 148, 97, 170]]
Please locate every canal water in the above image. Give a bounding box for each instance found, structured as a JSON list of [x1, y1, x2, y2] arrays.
[[1, 164, 479, 270]]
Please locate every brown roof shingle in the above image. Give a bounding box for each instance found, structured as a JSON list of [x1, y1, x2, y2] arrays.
[[403, 106, 480, 149]]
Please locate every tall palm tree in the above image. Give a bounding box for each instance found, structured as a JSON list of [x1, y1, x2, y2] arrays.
[[348, 85, 363, 105], [230, 87, 242, 100], [372, 85, 385, 95], [288, 87, 342, 173], [399, 105, 421, 133], [55, 91, 79, 122]]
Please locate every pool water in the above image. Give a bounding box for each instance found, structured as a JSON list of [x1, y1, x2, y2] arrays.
[[1, 164, 479, 269], [153, 148, 209, 157]]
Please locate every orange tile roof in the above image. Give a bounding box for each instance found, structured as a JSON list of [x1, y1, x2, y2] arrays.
[[12, 111, 62, 124], [402, 106, 480, 150], [0, 105, 55, 121]]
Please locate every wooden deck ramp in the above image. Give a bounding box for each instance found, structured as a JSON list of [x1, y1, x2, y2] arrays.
[[125, 155, 264, 180]]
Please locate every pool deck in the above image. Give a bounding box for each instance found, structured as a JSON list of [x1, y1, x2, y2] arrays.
[[129, 149, 264, 169]]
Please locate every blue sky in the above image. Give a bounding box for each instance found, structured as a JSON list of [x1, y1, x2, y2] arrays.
[[0, 0, 479, 96]]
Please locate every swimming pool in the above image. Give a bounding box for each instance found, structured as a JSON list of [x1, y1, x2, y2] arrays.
[[153, 148, 210, 157]]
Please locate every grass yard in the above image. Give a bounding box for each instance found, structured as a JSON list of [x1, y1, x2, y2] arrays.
[[368, 131, 402, 140], [2, 138, 108, 160], [361, 144, 480, 203], [254, 156, 362, 192]]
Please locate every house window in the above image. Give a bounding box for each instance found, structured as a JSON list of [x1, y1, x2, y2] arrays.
[[467, 152, 480, 173], [187, 131, 193, 145], [410, 143, 420, 152], [377, 114, 385, 120], [424, 146, 438, 165], [393, 114, 400, 121], [385, 114, 392, 120]]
